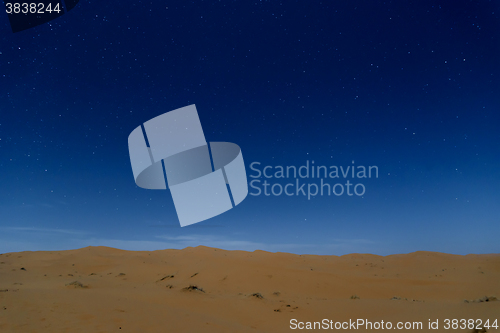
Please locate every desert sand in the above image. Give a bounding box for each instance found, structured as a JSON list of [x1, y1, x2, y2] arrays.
[[0, 246, 498, 332]]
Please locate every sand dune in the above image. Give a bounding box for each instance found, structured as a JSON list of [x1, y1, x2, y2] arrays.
[[0, 246, 498, 332]]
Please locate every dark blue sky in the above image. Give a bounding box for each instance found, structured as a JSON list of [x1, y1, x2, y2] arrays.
[[0, 0, 499, 255]]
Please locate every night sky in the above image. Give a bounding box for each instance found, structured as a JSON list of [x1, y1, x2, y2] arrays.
[[1, 0, 499, 255]]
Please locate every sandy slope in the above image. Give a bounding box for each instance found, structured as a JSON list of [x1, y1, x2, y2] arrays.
[[0, 246, 498, 332]]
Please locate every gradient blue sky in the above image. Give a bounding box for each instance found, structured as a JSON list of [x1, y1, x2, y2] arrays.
[[0, 0, 499, 255]]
